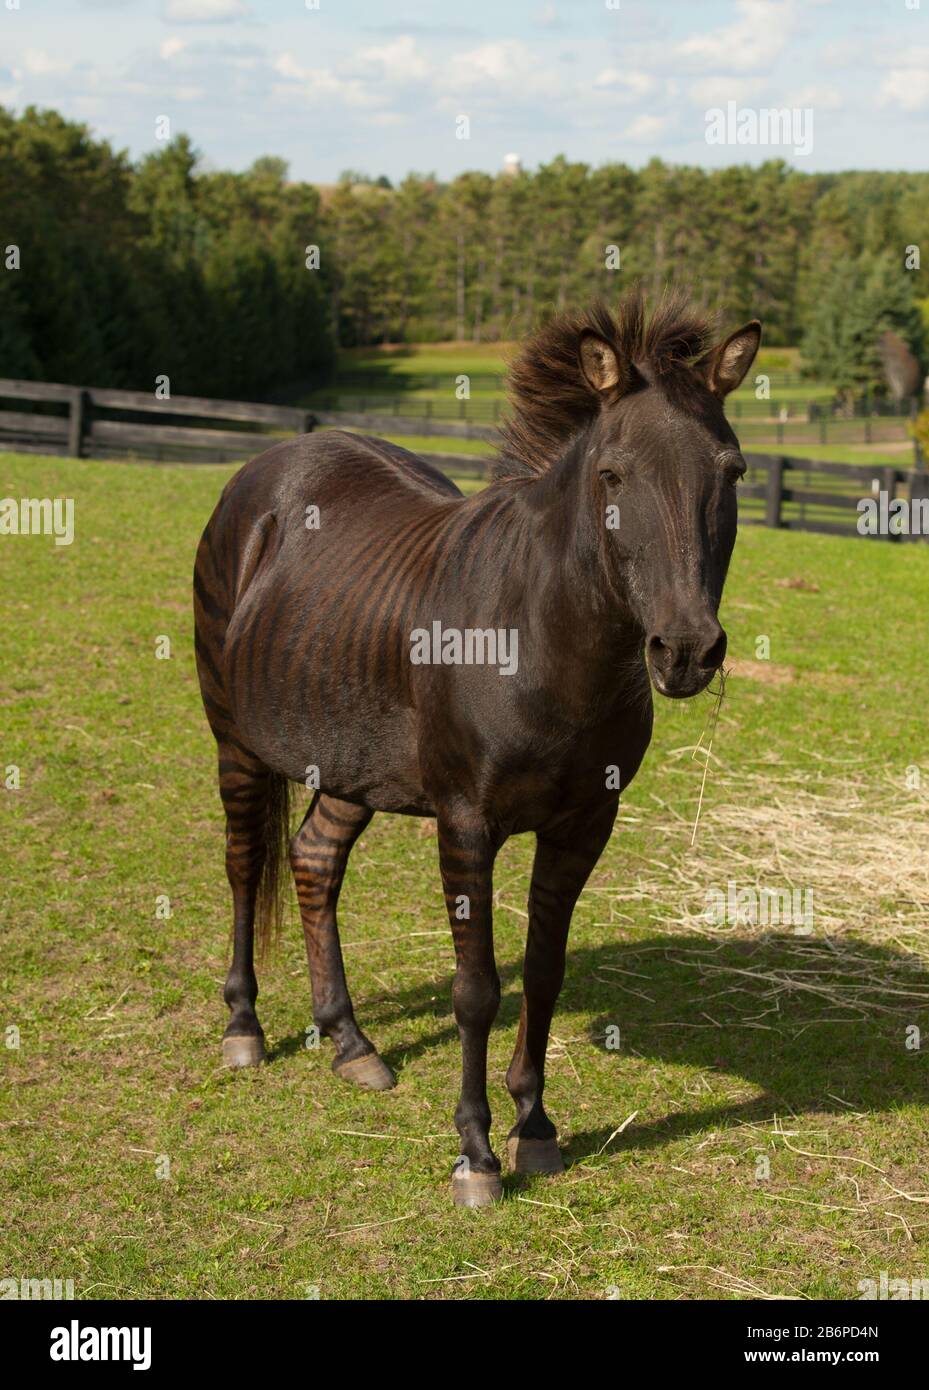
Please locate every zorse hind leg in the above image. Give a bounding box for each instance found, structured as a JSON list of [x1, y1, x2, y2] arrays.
[[218, 741, 274, 1068], [291, 794, 396, 1091], [437, 814, 503, 1208], [505, 802, 617, 1173]]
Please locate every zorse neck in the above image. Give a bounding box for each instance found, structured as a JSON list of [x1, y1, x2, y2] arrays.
[[510, 432, 648, 721]]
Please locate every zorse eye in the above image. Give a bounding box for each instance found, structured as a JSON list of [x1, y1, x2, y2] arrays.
[[719, 451, 746, 485]]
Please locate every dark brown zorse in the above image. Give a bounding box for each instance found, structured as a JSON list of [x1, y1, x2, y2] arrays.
[[194, 289, 760, 1206]]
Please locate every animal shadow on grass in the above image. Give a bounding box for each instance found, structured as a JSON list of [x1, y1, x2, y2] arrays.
[[273, 932, 928, 1163]]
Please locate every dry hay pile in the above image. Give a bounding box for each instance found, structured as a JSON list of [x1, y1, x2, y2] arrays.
[[592, 752, 929, 1021]]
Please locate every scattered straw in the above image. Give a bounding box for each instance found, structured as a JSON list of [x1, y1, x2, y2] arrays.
[[690, 668, 728, 846], [598, 759, 929, 953]]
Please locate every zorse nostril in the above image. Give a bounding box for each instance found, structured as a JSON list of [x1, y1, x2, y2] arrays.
[[647, 635, 676, 670], [648, 629, 725, 676], [698, 630, 727, 671]]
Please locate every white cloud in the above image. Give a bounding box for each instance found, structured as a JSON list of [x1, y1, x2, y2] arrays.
[[879, 67, 929, 113], [676, 0, 794, 74], [160, 37, 187, 60], [882, 46, 929, 70], [447, 40, 533, 89], [688, 76, 757, 109], [369, 111, 407, 127], [622, 113, 670, 141], [356, 36, 429, 82], [819, 38, 870, 70], [535, 3, 560, 28], [592, 69, 656, 99], [162, 0, 250, 23], [787, 84, 842, 110], [23, 49, 73, 76], [271, 54, 376, 109]]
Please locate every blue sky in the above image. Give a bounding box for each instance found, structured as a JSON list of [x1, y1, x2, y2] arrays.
[[1, 0, 927, 181]]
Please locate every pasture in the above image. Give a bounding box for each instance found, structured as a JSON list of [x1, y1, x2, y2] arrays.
[[302, 343, 841, 430], [2, 448, 929, 1300], [298, 341, 921, 478]]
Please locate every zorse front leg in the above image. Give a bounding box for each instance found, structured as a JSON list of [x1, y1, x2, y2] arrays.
[[506, 802, 617, 1173], [437, 815, 503, 1208]]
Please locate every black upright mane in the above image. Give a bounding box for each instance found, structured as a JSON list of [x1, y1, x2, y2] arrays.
[[495, 287, 717, 481]]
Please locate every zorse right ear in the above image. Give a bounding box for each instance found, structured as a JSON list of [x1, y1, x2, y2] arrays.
[[579, 332, 621, 394]]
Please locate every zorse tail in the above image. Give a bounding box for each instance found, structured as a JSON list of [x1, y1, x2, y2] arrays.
[[255, 771, 293, 961]]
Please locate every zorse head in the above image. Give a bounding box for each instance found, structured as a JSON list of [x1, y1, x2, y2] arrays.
[[578, 314, 761, 699]]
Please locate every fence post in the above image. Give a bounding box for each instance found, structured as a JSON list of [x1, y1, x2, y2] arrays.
[[765, 456, 784, 529], [67, 388, 86, 458], [301, 411, 315, 435], [882, 466, 901, 542], [908, 468, 929, 544]]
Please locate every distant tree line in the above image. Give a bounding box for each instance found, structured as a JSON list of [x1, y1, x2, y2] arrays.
[[1, 106, 927, 399], [0, 107, 333, 398]]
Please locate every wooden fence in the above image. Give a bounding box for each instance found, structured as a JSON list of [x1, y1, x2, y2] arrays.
[[299, 388, 922, 438], [735, 453, 929, 543], [2, 378, 927, 542], [0, 378, 314, 463]]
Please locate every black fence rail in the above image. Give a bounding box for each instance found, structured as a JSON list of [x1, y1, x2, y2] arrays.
[[811, 393, 922, 419], [738, 452, 929, 542], [0, 379, 501, 463], [308, 392, 507, 423], [2, 379, 927, 541], [301, 389, 923, 455], [310, 409, 497, 442], [0, 378, 310, 464], [308, 391, 829, 424]]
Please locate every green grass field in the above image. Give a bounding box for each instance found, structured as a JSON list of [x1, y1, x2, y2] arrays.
[[335, 341, 809, 383], [3, 449, 929, 1301]]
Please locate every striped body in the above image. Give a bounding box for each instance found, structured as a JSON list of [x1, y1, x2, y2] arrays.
[[192, 290, 758, 1205], [195, 429, 653, 832]]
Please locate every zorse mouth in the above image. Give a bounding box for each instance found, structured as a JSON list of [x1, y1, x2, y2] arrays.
[[648, 662, 719, 700]]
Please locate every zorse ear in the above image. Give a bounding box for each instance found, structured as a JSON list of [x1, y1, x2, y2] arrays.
[[702, 320, 762, 397], [579, 332, 621, 394]]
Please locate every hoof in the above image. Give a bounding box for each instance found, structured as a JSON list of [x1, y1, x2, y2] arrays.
[[222, 1034, 265, 1068], [333, 1052, 397, 1091], [451, 1169, 504, 1208], [507, 1136, 564, 1175]]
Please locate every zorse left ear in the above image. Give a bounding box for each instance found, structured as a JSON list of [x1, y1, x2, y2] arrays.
[[701, 320, 762, 398]]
